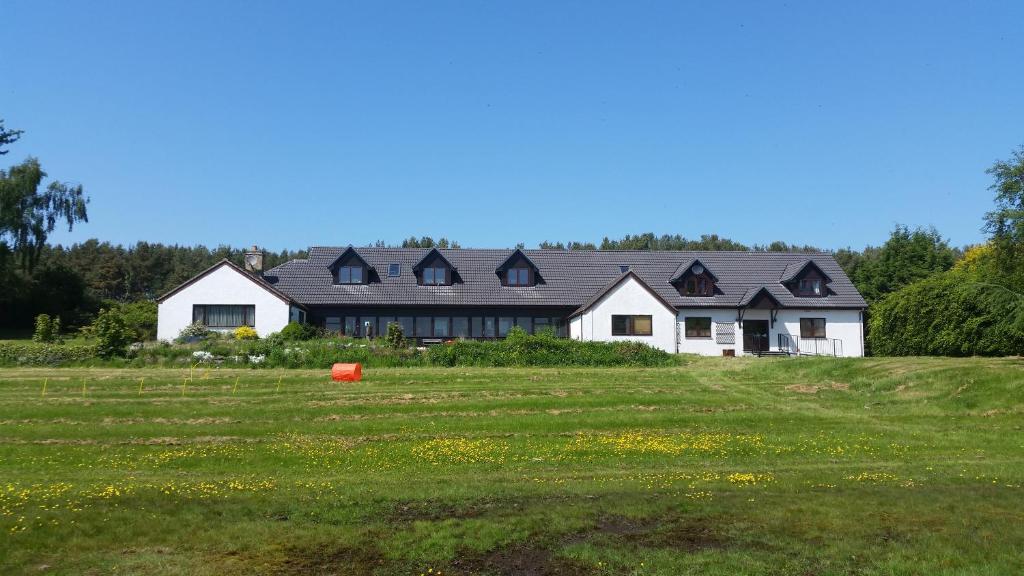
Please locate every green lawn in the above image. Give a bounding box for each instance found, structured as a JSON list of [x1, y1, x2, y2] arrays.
[[1, 358, 1022, 575]]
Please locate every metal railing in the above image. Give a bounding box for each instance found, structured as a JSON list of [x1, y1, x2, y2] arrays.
[[778, 334, 843, 357]]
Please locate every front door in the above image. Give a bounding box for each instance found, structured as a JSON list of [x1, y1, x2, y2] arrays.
[[743, 320, 770, 354]]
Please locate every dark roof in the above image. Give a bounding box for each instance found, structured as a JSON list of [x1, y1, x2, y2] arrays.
[[263, 248, 867, 309], [568, 271, 677, 318], [779, 259, 833, 283], [329, 246, 375, 272], [157, 259, 301, 306], [669, 257, 719, 283], [495, 248, 539, 273], [412, 248, 457, 272]]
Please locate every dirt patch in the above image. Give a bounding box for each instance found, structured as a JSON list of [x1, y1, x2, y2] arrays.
[[270, 543, 388, 576], [785, 382, 849, 394], [451, 545, 594, 576], [389, 499, 493, 522], [587, 515, 725, 551]]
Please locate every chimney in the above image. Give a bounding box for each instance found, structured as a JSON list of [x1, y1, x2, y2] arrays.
[[244, 245, 264, 274]]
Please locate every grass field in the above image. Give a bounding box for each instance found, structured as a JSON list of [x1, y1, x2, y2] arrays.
[[1, 358, 1022, 575]]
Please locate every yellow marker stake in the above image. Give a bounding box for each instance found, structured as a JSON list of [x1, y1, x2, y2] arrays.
[[233, 376, 239, 394], [41, 378, 48, 397], [276, 375, 282, 393], [82, 379, 87, 398], [182, 377, 187, 396], [138, 378, 144, 396]]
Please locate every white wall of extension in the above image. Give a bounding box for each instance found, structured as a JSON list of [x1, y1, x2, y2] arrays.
[[675, 308, 864, 357], [157, 264, 292, 341], [568, 276, 678, 352], [568, 279, 866, 357]]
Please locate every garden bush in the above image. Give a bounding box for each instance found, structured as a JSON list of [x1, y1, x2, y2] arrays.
[[426, 328, 676, 367], [233, 326, 258, 340], [0, 342, 100, 366], [176, 322, 212, 343], [278, 322, 323, 341], [91, 309, 136, 358], [32, 314, 61, 343]]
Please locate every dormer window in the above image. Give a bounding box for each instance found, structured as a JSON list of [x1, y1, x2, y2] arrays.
[[798, 278, 822, 296], [507, 268, 530, 286], [337, 265, 363, 284], [496, 248, 540, 288], [422, 266, 448, 285], [782, 260, 832, 298], [672, 259, 717, 297]]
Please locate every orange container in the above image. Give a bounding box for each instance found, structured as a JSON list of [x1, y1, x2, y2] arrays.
[[331, 363, 362, 382]]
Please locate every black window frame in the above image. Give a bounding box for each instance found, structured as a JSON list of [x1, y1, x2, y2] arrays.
[[685, 317, 712, 338], [507, 267, 530, 286], [336, 265, 364, 285], [800, 318, 827, 339], [422, 266, 448, 286], [797, 278, 824, 297], [611, 314, 653, 336]]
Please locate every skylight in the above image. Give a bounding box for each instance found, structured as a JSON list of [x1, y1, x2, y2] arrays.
[[388, 263, 400, 277]]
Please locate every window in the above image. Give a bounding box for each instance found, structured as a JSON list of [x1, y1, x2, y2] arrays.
[[534, 317, 550, 335], [193, 305, 255, 328], [507, 268, 530, 286], [398, 316, 414, 336], [483, 317, 496, 337], [453, 317, 470, 338], [433, 317, 450, 338], [683, 275, 713, 296], [388, 263, 401, 277], [471, 317, 483, 338], [325, 317, 341, 333], [611, 315, 653, 336], [362, 317, 377, 338], [498, 317, 513, 337], [379, 317, 395, 335], [344, 316, 357, 336], [800, 318, 827, 338], [422, 266, 448, 285], [619, 265, 630, 273], [798, 278, 823, 296], [516, 317, 532, 334], [415, 317, 431, 337], [685, 317, 712, 338], [337, 265, 363, 284]]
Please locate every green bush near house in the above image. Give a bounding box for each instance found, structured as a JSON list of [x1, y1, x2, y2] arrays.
[[278, 321, 323, 341], [31, 314, 61, 343], [0, 341, 100, 365], [426, 327, 677, 367], [91, 309, 136, 358]]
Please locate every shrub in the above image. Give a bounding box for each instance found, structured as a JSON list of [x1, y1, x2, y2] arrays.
[[112, 300, 158, 341], [234, 326, 259, 340], [425, 331, 676, 367], [385, 322, 406, 349], [176, 322, 212, 343], [0, 342, 100, 366], [92, 309, 136, 358], [32, 314, 61, 343], [279, 322, 323, 341]]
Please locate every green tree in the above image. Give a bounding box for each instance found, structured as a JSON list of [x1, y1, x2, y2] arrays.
[[849, 225, 958, 303], [0, 119, 23, 155], [983, 146, 1024, 279], [92, 308, 135, 358]]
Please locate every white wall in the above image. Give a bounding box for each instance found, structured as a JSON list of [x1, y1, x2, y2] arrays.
[[157, 264, 292, 341], [569, 276, 678, 352], [674, 308, 864, 357]]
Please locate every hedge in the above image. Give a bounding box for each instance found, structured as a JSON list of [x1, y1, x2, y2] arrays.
[[0, 342, 102, 366], [425, 330, 676, 367]]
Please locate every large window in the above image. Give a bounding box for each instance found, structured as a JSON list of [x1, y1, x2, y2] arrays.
[[397, 316, 414, 336], [516, 317, 532, 334], [337, 266, 363, 284], [193, 305, 254, 328], [797, 278, 823, 296], [344, 316, 357, 336], [483, 317, 496, 337], [684, 276, 713, 296], [422, 266, 447, 285], [611, 315, 653, 336], [685, 317, 712, 338], [507, 268, 530, 286], [800, 318, 827, 338], [453, 317, 470, 338], [498, 317, 513, 337], [433, 317, 450, 338], [415, 317, 431, 337], [325, 316, 341, 333]]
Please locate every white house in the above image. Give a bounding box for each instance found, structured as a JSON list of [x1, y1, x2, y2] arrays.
[[157, 246, 867, 356], [156, 257, 305, 341]]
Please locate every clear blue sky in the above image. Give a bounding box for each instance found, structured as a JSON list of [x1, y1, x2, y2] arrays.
[[3, 1, 1022, 252]]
